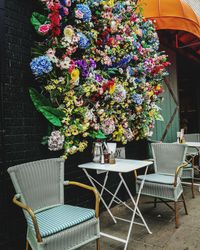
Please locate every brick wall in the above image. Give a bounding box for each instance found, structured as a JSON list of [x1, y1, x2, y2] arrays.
[[0, 1, 148, 249]]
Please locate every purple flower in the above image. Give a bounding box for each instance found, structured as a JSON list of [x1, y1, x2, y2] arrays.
[[95, 74, 103, 82], [89, 59, 96, 69]]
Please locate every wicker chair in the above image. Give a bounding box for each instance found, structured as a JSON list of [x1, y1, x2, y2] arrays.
[[7, 158, 100, 250], [136, 143, 188, 228], [182, 133, 200, 198]]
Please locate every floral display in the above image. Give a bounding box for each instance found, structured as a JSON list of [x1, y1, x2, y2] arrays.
[[30, 0, 169, 158]]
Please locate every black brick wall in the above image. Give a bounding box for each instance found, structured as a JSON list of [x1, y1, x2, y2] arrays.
[[0, 1, 148, 249]]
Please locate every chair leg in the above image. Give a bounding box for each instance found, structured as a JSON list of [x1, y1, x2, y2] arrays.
[[192, 157, 195, 198], [154, 197, 157, 208], [181, 193, 188, 215], [96, 238, 100, 250], [26, 240, 29, 250], [174, 201, 179, 228], [191, 178, 195, 198]]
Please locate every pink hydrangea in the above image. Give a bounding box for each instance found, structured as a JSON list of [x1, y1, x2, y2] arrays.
[[48, 131, 64, 151], [101, 118, 115, 135]]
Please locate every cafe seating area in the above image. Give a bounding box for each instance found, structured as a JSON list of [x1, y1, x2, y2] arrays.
[[7, 134, 200, 250]]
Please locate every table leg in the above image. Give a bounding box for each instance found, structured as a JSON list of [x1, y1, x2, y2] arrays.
[[83, 169, 117, 224], [84, 170, 136, 213], [108, 179, 123, 209], [119, 166, 152, 250]]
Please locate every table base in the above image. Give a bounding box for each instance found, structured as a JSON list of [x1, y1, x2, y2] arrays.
[[83, 168, 152, 250]]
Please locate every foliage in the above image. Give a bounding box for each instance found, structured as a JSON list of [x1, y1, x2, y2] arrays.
[[30, 0, 169, 158]]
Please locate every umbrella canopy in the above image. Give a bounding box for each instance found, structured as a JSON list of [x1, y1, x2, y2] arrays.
[[137, 0, 200, 38]]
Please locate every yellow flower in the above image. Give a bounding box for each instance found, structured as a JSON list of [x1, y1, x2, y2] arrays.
[[135, 106, 142, 113], [71, 68, 80, 81], [45, 85, 56, 91], [83, 132, 88, 137], [109, 83, 116, 95], [155, 84, 161, 91], [79, 141, 88, 152], [65, 130, 71, 137], [64, 26, 74, 39], [147, 91, 154, 97], [108, 0, 114, 7], [70, 124, 79, 135], [149, 109, 155, 117]]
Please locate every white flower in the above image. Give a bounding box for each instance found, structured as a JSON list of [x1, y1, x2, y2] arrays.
[[60, 57, 71, 69], [48, 131, 64, 151]]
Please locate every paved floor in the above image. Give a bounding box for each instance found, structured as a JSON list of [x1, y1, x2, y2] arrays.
[[81, 185, 200, 250]]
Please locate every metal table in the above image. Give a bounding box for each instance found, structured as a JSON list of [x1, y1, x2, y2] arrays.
[[182, 142, 200, 191], [79, 159, 153, 250]]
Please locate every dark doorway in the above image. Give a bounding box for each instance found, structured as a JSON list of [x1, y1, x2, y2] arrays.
[[177, 54, 200, 133]]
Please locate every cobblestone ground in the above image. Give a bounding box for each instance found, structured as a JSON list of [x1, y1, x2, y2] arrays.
[[81, 185, 200, 250]]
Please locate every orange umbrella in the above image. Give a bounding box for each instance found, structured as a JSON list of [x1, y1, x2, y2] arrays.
[[137, 0, 200, 39]]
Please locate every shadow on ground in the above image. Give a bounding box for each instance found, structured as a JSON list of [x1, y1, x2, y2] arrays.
[[81, 185, 200, 250]]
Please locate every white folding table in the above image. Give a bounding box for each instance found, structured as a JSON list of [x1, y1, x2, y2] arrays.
[[79, 159, 153, 250], [182, 142, 200, 191]]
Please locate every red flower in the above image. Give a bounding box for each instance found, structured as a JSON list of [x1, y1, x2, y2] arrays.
[[96, 39, 103, 46], [52, 26, 61, 37], [49, 13, 61, 26], [130, 15, 137, 22]]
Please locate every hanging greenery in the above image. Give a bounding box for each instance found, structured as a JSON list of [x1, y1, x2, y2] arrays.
[[30, 0, 169, 158]]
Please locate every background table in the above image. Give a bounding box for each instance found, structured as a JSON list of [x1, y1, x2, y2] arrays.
[[79, 159, 153, 250], [182, 142, 200, 191]]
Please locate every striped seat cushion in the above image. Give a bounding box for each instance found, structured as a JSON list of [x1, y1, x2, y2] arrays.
[[137, 173, 180, 185], [27, 205, 95, 238]]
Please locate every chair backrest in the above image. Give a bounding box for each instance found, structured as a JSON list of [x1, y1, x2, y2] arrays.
[[184, 133, 200, 155], [184, 133, 200, 142], [152, 143, 187, 175], [7, 158, 65, 212]]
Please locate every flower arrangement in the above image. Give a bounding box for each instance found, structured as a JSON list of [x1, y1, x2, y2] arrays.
[[30, 0, 169, 158]]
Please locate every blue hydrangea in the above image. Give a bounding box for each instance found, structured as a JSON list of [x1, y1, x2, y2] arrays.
[[110, 54, 132, 68], [76, 4, 91, 22], [78, 33, 90, 49], [132, 94, 144, 105], [30, 56, 53, 76]]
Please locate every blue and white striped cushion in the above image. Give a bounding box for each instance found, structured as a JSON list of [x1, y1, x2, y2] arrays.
[[27, 205, 95, 238]]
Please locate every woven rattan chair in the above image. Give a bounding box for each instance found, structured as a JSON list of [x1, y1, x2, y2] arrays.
[[136, 143, 188, 228], [7, 158, 100, 250], [182, 133, 200, 198]]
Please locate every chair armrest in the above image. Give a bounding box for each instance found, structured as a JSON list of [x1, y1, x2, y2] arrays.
[[13, 194, 42, 242], [64, 181, 99, 218], [174, 162, 189, 187]]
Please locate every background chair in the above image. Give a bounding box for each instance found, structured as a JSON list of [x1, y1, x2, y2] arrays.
[[136, 143, 188, 228], [182, 133, 200, 197], [8, 158, 100, 250]]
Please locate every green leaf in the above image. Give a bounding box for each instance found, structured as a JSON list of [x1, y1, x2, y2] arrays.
[[41, 136, 49, 145], [39, 106, 63, 127], [29, 88, 51, 112], [29, 88, 65, 127], [41, 106, 65, 120], [94, 130, 107, 139], [31, 12, 49, 31], [155, 114, 164, 121]]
